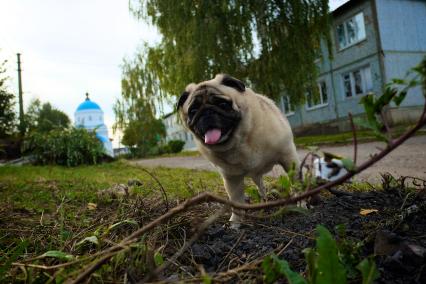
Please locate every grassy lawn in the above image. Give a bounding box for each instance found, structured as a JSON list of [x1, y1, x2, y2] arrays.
[[0, 160, 224, 205], [294, 125, 424, 147], [0, 161, 226, 282]]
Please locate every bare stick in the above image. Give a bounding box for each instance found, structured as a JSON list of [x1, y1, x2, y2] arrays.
[[381, 109, 392, 143], [298, 152, 319, 180], [217, 230, 246, 271], [140, 168, 169, 210], [348, 112, 358, 166]]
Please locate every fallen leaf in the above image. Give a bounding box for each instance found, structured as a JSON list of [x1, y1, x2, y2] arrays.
[[87, 202, 97, 210], [360, 208, 378, 216]]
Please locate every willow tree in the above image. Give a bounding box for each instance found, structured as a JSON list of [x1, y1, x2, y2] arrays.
[[114, 53, 166, 155], [128, 0, 330, 104]]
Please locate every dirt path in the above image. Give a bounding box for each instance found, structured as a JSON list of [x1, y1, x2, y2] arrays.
[[131, 135, 426, 183]]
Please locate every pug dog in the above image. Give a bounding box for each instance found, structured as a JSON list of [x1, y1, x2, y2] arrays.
[[177, 74, 300, 224]]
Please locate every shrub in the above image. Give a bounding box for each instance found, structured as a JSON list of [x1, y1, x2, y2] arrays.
[[24, 128, 105, 166], [167, 140, 185, 153]]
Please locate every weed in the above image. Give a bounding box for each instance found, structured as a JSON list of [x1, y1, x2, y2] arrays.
[[262, 225, 380, 284]]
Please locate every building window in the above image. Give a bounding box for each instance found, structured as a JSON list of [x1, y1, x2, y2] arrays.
[[306, 81, 328, 110], [336, 12, 366, 50], [342, 66, 373, 98], [88, 115, 92, 121], [280, 96, 294, 116]]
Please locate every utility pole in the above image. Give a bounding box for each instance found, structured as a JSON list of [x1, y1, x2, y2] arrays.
[[17, 53, 25, 136]]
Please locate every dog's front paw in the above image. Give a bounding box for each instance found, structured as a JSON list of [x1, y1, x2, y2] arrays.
[[228, 213, 242, 230]]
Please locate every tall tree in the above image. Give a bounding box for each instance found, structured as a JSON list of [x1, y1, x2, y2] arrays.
[[0, 59, 16, 138], [25, 99, 71, 133], [114, 57, 166, 155], [128, 0, 330, 104]]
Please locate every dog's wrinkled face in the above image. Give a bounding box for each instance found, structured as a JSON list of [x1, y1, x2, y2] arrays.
[[177, 74, 244, 146]]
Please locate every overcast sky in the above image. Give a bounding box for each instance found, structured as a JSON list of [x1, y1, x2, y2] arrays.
[[0, 0, 349, 147]]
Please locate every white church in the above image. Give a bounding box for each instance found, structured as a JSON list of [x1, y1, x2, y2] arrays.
[[74, 93, 114, 157]]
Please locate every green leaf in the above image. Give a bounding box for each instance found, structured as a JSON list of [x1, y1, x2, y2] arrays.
[[283, 206, 310, 215], [315, 225, 347, 284], [40, 250, 74, 261], [262, 254, 307, 284], [353, 117, 387, 142], [154, 252, 164, 266], [202, 274, 212, 284], [245, 186, 261, 203], [108, 219, 139, 232], [356, 257, 380, 284], [303, 247, 317, 283], [76, 235, 99, 247], [392, 90, 407, 106], [391, 78, 405, 85], [341, 158, 355, 172], [262, 255, 278, 283], [278, 175, 292, 192]]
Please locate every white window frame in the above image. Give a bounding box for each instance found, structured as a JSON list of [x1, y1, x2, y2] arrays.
[[280, 96, 295, 116], [336, 12, 366, 50], [341, 65, 373, 98], [305, 81, 329, 110]]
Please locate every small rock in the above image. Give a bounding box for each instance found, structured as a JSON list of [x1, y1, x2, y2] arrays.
[[191, 244, 211, 261], [128, 179, 143, 186], [374, 230, 404, 256]]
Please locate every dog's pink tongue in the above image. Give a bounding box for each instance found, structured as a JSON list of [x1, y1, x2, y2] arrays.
[[204, 129, 222, 144]]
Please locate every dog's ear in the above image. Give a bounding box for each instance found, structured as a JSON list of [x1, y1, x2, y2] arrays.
[[221, 74, 245, 93], [177, 91, 189, 109]]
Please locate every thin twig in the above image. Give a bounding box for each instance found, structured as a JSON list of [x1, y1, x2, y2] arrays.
[[298, 152, 319, 180], [381, 109, 392, 143], [12, 259, 84, 270], [140, 168, 169, 210], [217, 231, 246, 271], [348, 112, 358, 166], [215, 238, 293, 280]]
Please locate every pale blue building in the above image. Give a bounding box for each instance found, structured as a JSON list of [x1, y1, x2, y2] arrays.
[[280, 0, 426, 134], [74, 93, 114, 156]]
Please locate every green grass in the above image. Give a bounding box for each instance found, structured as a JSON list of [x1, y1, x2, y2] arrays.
[[0, 160, 224, 211], [294, 125, 424, 147], [0, 161, 225, 282], [156, 150, 200, 158]]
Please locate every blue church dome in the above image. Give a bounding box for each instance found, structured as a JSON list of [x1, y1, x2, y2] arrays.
[[76, 93, 101, 111], [96, 134, 109, 143]]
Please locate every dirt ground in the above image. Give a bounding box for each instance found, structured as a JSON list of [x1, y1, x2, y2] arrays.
[[179, 180, 426, 283], [132, 135, 426, 184]]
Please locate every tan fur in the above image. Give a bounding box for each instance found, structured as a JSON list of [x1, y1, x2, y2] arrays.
[[179, 74, 300, 224]]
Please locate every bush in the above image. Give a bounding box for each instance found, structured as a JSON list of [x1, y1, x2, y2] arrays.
[[24, 128, 106, 166], [167, 140, 185, 153], [0, 135, 22, 160]]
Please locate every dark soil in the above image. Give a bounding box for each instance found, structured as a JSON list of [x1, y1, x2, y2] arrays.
[[164, 178, 426, 283]]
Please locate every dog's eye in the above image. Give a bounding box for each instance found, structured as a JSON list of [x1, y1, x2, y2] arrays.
[[189, 108, 198, 116], [219, 101, 231, 109]]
